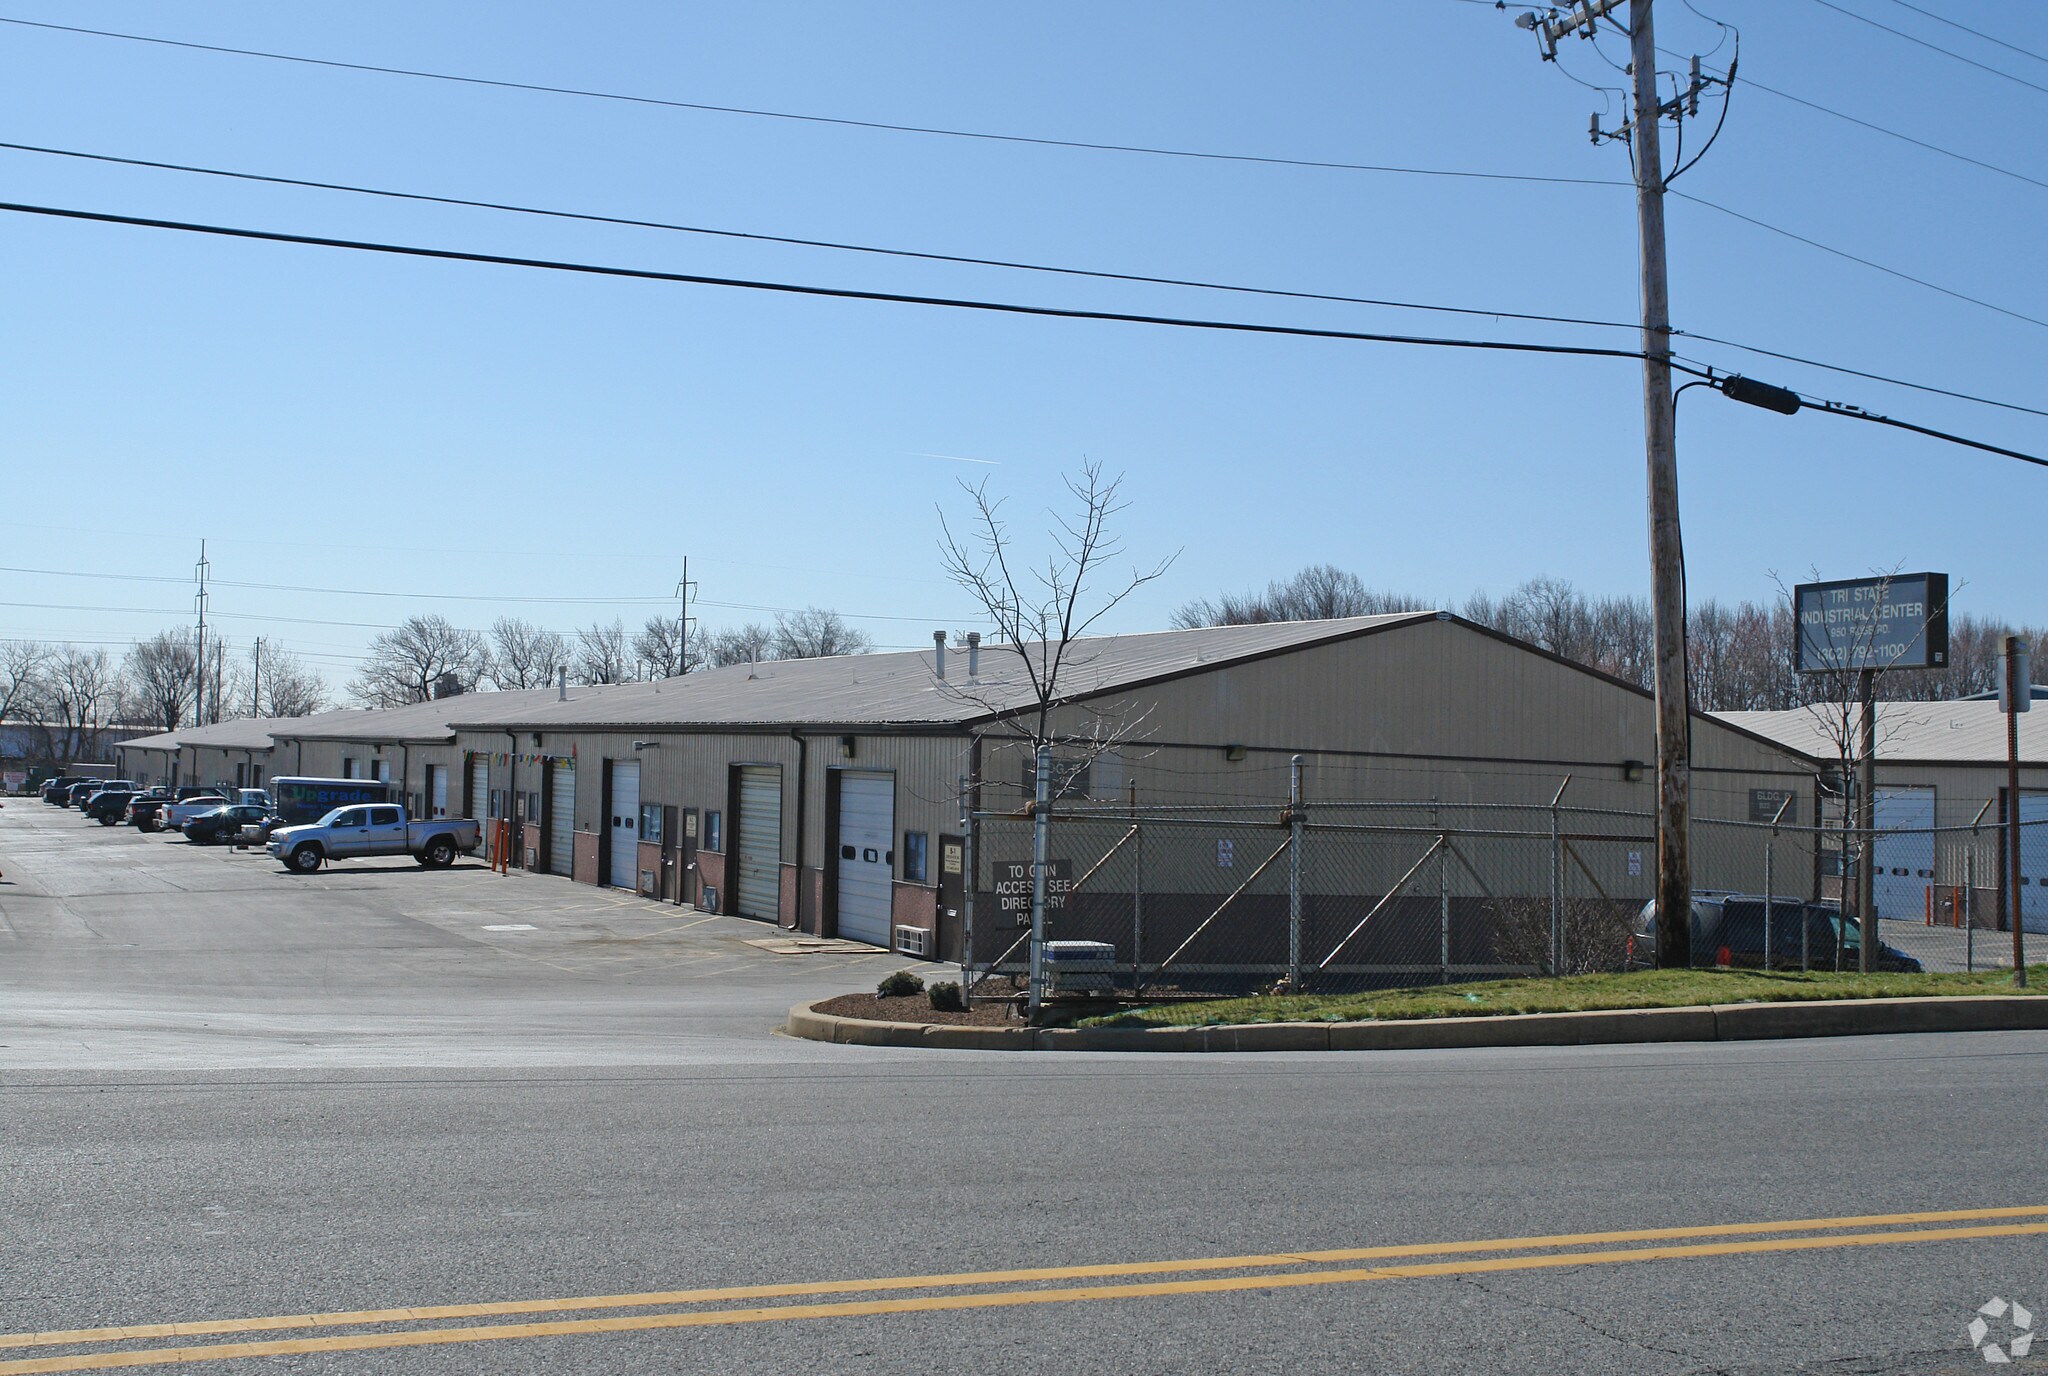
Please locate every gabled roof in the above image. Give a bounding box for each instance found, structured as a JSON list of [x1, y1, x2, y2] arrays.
[[117, 717, 295, 753], [448, 614, 1442, 732], [273, 685, 611, 744], [1715, 702, 2048, 767]]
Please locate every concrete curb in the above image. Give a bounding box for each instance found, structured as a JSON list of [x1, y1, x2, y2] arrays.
[[784, 995, 2048, 1053]]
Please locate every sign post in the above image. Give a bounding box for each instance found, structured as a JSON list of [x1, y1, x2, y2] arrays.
[[2003, 637, 2030, 987]]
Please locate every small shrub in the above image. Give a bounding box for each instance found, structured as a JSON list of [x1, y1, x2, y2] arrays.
[[926, 981, 964, 1012], [876, 970, 925, 999]]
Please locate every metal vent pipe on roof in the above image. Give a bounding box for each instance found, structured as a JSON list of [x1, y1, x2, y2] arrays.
[[933, 630, 948, 681], [557, 665, 567, 702], [966, 631, 980, 677]]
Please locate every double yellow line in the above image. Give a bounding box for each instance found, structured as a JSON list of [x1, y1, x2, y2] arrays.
[[4, 1206, 2043, 1372]]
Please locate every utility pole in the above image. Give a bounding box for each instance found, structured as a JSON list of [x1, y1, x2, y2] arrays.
[[193, 540, 210, 727], [2003, 636, 2030, 987], [1629, 0, 1693, 969], [252, 636, 264, 718], [674, 558, 697, 677], [1508, 0, 1716, 966]]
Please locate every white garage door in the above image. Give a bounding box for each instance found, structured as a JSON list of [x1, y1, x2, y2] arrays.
[[428, 765, 449, 819], [609, 760, 640, 890], [835, 772, 895, 946], [548, 759, 576, 876], [469, 755, 489, 820], [1872, 786, 1935, 922], [2022, 792, 2048, 935], [735, 766, 781, 922]]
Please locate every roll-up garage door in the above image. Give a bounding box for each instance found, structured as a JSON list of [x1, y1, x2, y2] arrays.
[[548, 759, 576, 876], [2022, 793, 2048, 934], [429, 765, 449, 818], [468, 755, 489, 820], [834, 772, 895, 946], [735, 766, 781, 922], [608, 760, 640, 890], [1872, 786, 1935, 922]]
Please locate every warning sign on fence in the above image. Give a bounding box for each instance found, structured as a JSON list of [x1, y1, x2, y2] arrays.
[[994, 860, 1072, 917]]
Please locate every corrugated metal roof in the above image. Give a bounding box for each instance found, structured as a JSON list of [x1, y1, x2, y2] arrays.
[[277, 685, 612, 743], [449, 615, 1438, 731], [1715, 703, 2048, 765], [118, 717, 296, 752]]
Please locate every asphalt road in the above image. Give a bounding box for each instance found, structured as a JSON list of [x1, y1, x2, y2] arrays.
[[4, 802, 2045, 1374]]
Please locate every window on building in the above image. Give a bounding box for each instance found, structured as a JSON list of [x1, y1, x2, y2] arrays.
[[251, 766, 263, 786], [903, 831, 928, 883], [705, 810, 723, 852], [525, 791, 540, 822], [342, 758, 356, 779], [639, 804, 665, 845], [488, 789, 501, 819]]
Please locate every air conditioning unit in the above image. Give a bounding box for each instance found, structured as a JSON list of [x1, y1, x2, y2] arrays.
[[523, 847, 538, 869], [1043, 939, 1117, 994], [894, 925, 931, 957]]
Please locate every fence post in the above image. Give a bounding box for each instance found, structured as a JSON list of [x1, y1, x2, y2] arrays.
[[1765, 795, 1790, 972], [958, 773, 974, 992], [1288, 755, 1304, 990], [1028, 741, 1051, 1019], [1548, 775, 1570, 975], [1436, 802, 1450, 985], [1130, 780, 1144, 995]]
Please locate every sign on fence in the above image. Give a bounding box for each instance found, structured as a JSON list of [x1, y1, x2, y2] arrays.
[[993, 859, 1072, 920], [1793, 573, 1948, 673]]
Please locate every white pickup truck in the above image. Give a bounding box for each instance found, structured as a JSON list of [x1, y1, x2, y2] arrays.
[[267, 803, 482, 874]]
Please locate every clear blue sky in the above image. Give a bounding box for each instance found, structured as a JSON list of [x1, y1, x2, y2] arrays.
[[2, 1, 2042, 692]]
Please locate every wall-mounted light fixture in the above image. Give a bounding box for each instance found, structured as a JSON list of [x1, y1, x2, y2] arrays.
[[1224, 743, 1248, 763], [633, 740, 662, 751], [532, 733, 543, 746], [1622, 759, 1645, 782], [839, 734, 857, 758]]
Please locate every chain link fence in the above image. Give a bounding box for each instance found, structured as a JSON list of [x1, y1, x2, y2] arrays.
[[963, 802, 2048, 1000]]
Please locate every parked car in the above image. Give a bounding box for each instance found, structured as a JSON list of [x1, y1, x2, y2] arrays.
[[83, 789, 142, 825], [182, 803, 278, 846], [162, 795, 229, 830], [42, 776, 88, 804], [268, 804, 482, 873], [68, 781, 120, 808], [1626, 894, 1923, 973]]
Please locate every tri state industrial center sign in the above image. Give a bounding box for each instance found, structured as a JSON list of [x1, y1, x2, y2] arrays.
[[1793, 572, 1949, 674]]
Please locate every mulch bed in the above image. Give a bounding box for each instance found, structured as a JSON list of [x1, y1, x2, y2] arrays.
[[813, 991, 1026, 1027]]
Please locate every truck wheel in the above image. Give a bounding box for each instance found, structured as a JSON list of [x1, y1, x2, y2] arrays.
[[288, 844, 323, 874], [98, 814, 117, 827], [422, 838, 456, 869], [139, 816, 158, 833]]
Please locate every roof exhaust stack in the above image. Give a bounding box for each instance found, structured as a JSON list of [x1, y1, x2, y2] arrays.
[[933, 630, 948, 681], [557, 665, 567, 701], [966, 631, 980, 678]]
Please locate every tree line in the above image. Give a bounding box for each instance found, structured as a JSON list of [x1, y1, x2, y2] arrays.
[[1173, 564, 2043, 710], [345, 608, 874, 708], [0, 631, 327, 762]]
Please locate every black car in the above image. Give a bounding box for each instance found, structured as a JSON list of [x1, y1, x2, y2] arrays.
[[182, 804, 275, 846], [65, 781, 103, 808], [84, 790, 141, 825], [1627, 894, 1924, 973], [41, 776, 87, 804]]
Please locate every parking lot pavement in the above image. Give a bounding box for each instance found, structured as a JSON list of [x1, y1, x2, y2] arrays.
[[0, 803, 940, 1071]]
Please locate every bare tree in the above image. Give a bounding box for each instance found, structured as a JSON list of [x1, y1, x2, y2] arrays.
[[771, 608, 873, 660], [253, 643, 326, 717], [700, 623, 775, 669], [30, 647, 119, 761], [633, 614, 691, 679], [573, 619, 632, 685], [938, 461, 1175, 776], [489, 617, 568, 689], [1172, 564, 1428, 628], [348, 616, 488, 708], [0, 640, 52, 727], [124, 630, 196, 730]]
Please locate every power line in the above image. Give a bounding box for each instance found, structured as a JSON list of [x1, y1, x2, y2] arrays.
[[1670, 190, 2048, 332], [1803, 0, 2048, 98], [1881, 0, 2048, 69], [0, 197, 1679, 368], [0, 139, 1646, 335], [11, 142, 2041, 422], [0, 14, 1626, 190]]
